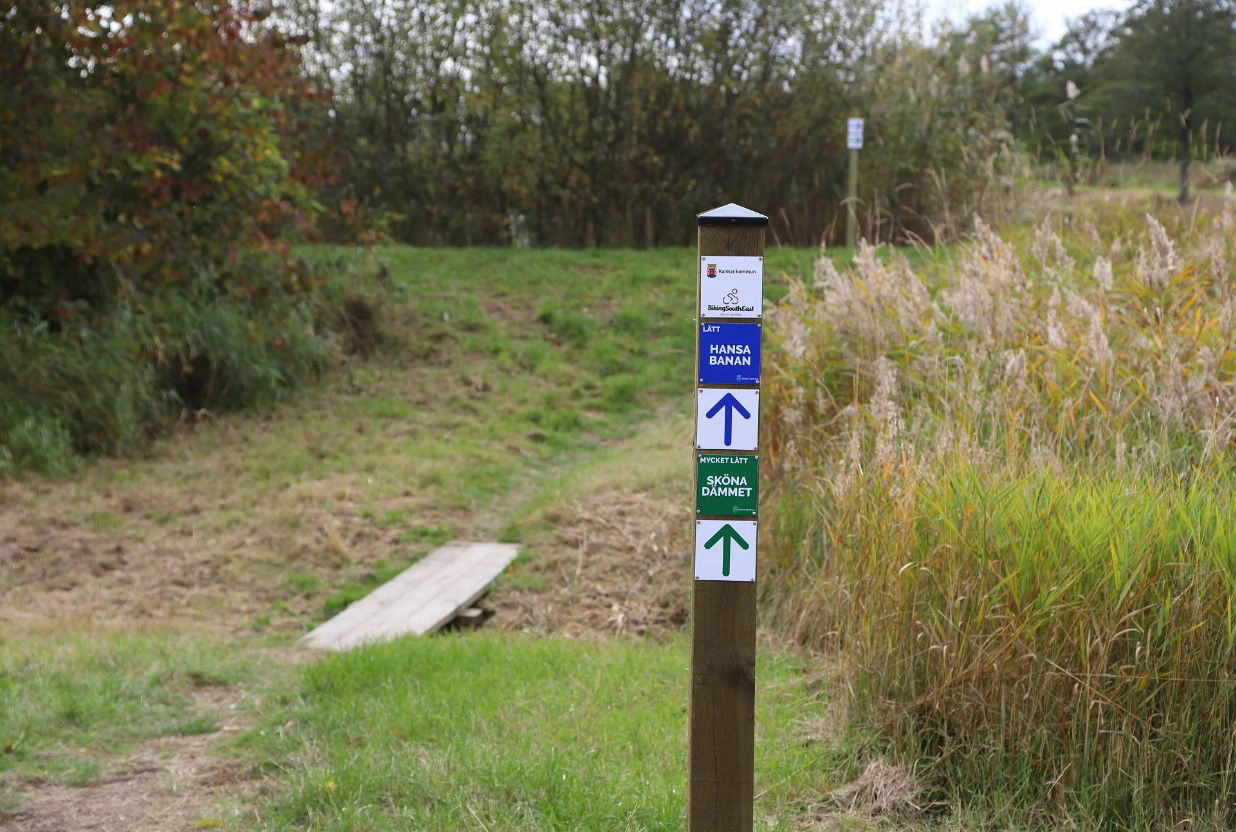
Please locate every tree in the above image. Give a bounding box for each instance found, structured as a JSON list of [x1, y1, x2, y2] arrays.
[[1091, 0, 1236, 201], [0, 2, 325, 315], [276, 0, 1018, 246]]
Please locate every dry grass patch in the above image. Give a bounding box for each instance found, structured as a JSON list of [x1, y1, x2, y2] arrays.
[[492, 490, 689, 637]]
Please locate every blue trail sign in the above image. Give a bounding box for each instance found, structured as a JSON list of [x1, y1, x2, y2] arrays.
[[698, 323, 761, 385]]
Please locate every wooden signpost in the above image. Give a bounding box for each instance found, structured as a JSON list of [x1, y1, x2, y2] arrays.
[[846, 117, 863, 249], [690, 203, 766, 832]]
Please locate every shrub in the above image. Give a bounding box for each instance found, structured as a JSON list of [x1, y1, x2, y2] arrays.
[[0, 314, 163, 465], [135, 266, 332, 411], [0, 5, 385, 474], [0, 254, 391, 473], [0, 2, 325, 314], [0, 401, 76, 477]]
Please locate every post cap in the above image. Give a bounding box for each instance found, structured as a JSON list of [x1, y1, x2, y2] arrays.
[[696, 203, 768, 227]]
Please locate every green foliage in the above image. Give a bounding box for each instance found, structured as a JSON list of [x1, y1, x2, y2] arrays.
[[1017, 0, 1236, 195], [0, 3, 369, 475], [0, 400, 76, 477], [768, 459, 1236, 828], [850, 18, 1026, 241], [135, 270, 333, 410], [0, 314, 164, 469], [0, 256, 387, 474]]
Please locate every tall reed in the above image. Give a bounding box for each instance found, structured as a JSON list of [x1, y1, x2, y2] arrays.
[[762, 202, 1236, 826]]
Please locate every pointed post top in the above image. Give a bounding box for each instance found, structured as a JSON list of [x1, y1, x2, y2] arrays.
[[696, 203, 768, 227]]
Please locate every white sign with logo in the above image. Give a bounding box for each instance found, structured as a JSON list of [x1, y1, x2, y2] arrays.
[[699, 256, 762, 319], [695, 519, 757, 582], [847, 117, 864, 150]]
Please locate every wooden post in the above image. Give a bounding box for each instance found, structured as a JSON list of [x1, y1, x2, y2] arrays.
[[845, 116, 863, 250], [846, 147, 859, 249], [690, 203, 766, 832]]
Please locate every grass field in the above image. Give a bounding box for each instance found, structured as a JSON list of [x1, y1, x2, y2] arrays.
[[11, 201, 1228, 830], [239, 634, 870, 831], [0, 630, 885, 830], [1, 243, 912, 830], [0, 631, 274, 790]]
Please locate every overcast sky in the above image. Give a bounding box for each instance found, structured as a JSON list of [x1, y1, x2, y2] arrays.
[[931, 0, 1136, 45]]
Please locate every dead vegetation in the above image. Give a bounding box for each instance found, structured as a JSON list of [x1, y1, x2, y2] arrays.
[[490, 490, 691, 638], [828, 761, 924, 819]]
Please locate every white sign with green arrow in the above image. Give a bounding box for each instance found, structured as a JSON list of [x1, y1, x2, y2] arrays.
[[695, 519, 757, 582]]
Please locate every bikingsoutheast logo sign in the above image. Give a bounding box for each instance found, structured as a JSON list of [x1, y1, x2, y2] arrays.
[[699, 256, 762, 319]]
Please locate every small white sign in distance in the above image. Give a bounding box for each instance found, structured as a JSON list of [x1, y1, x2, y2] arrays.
[[695, 519, 757, 582], [696, 388, 758, 451], [847, 117, 864, 150], [700, 255, 762, 319]]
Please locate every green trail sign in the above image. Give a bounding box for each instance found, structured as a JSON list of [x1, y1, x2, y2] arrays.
[[695, 454, 758, 517]]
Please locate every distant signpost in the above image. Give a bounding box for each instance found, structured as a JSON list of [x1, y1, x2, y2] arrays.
[[846, 117, 863, 249], [689, 202, 766, 832], [847, 116, 864, 150]]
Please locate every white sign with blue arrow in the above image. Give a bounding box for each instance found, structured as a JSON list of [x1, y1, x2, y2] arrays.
[[695, 519, 757, 581], [696, 388, 759, 451]]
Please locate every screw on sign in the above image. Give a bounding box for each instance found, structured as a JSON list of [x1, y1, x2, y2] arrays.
[[699, 253, 763, 319], [698, 323, 761, 386], [696, 454, 758, 517], [690, 203, 766, 832]]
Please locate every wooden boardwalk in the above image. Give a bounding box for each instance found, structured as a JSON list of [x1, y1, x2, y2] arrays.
[[302, 541, 519, 651]]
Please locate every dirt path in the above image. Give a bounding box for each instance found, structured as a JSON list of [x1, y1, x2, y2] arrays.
[[2, 689, 257, 832]]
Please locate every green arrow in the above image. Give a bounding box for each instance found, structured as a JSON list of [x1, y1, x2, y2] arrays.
[[704, 523, 750, 577]]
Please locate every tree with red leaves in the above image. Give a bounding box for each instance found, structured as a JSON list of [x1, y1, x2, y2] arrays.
[[0, 1, 329, 315]]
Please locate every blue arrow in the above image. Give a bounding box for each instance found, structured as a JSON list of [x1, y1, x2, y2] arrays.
[[704, 392, 751, 446], [704, 523, 750, 577]]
